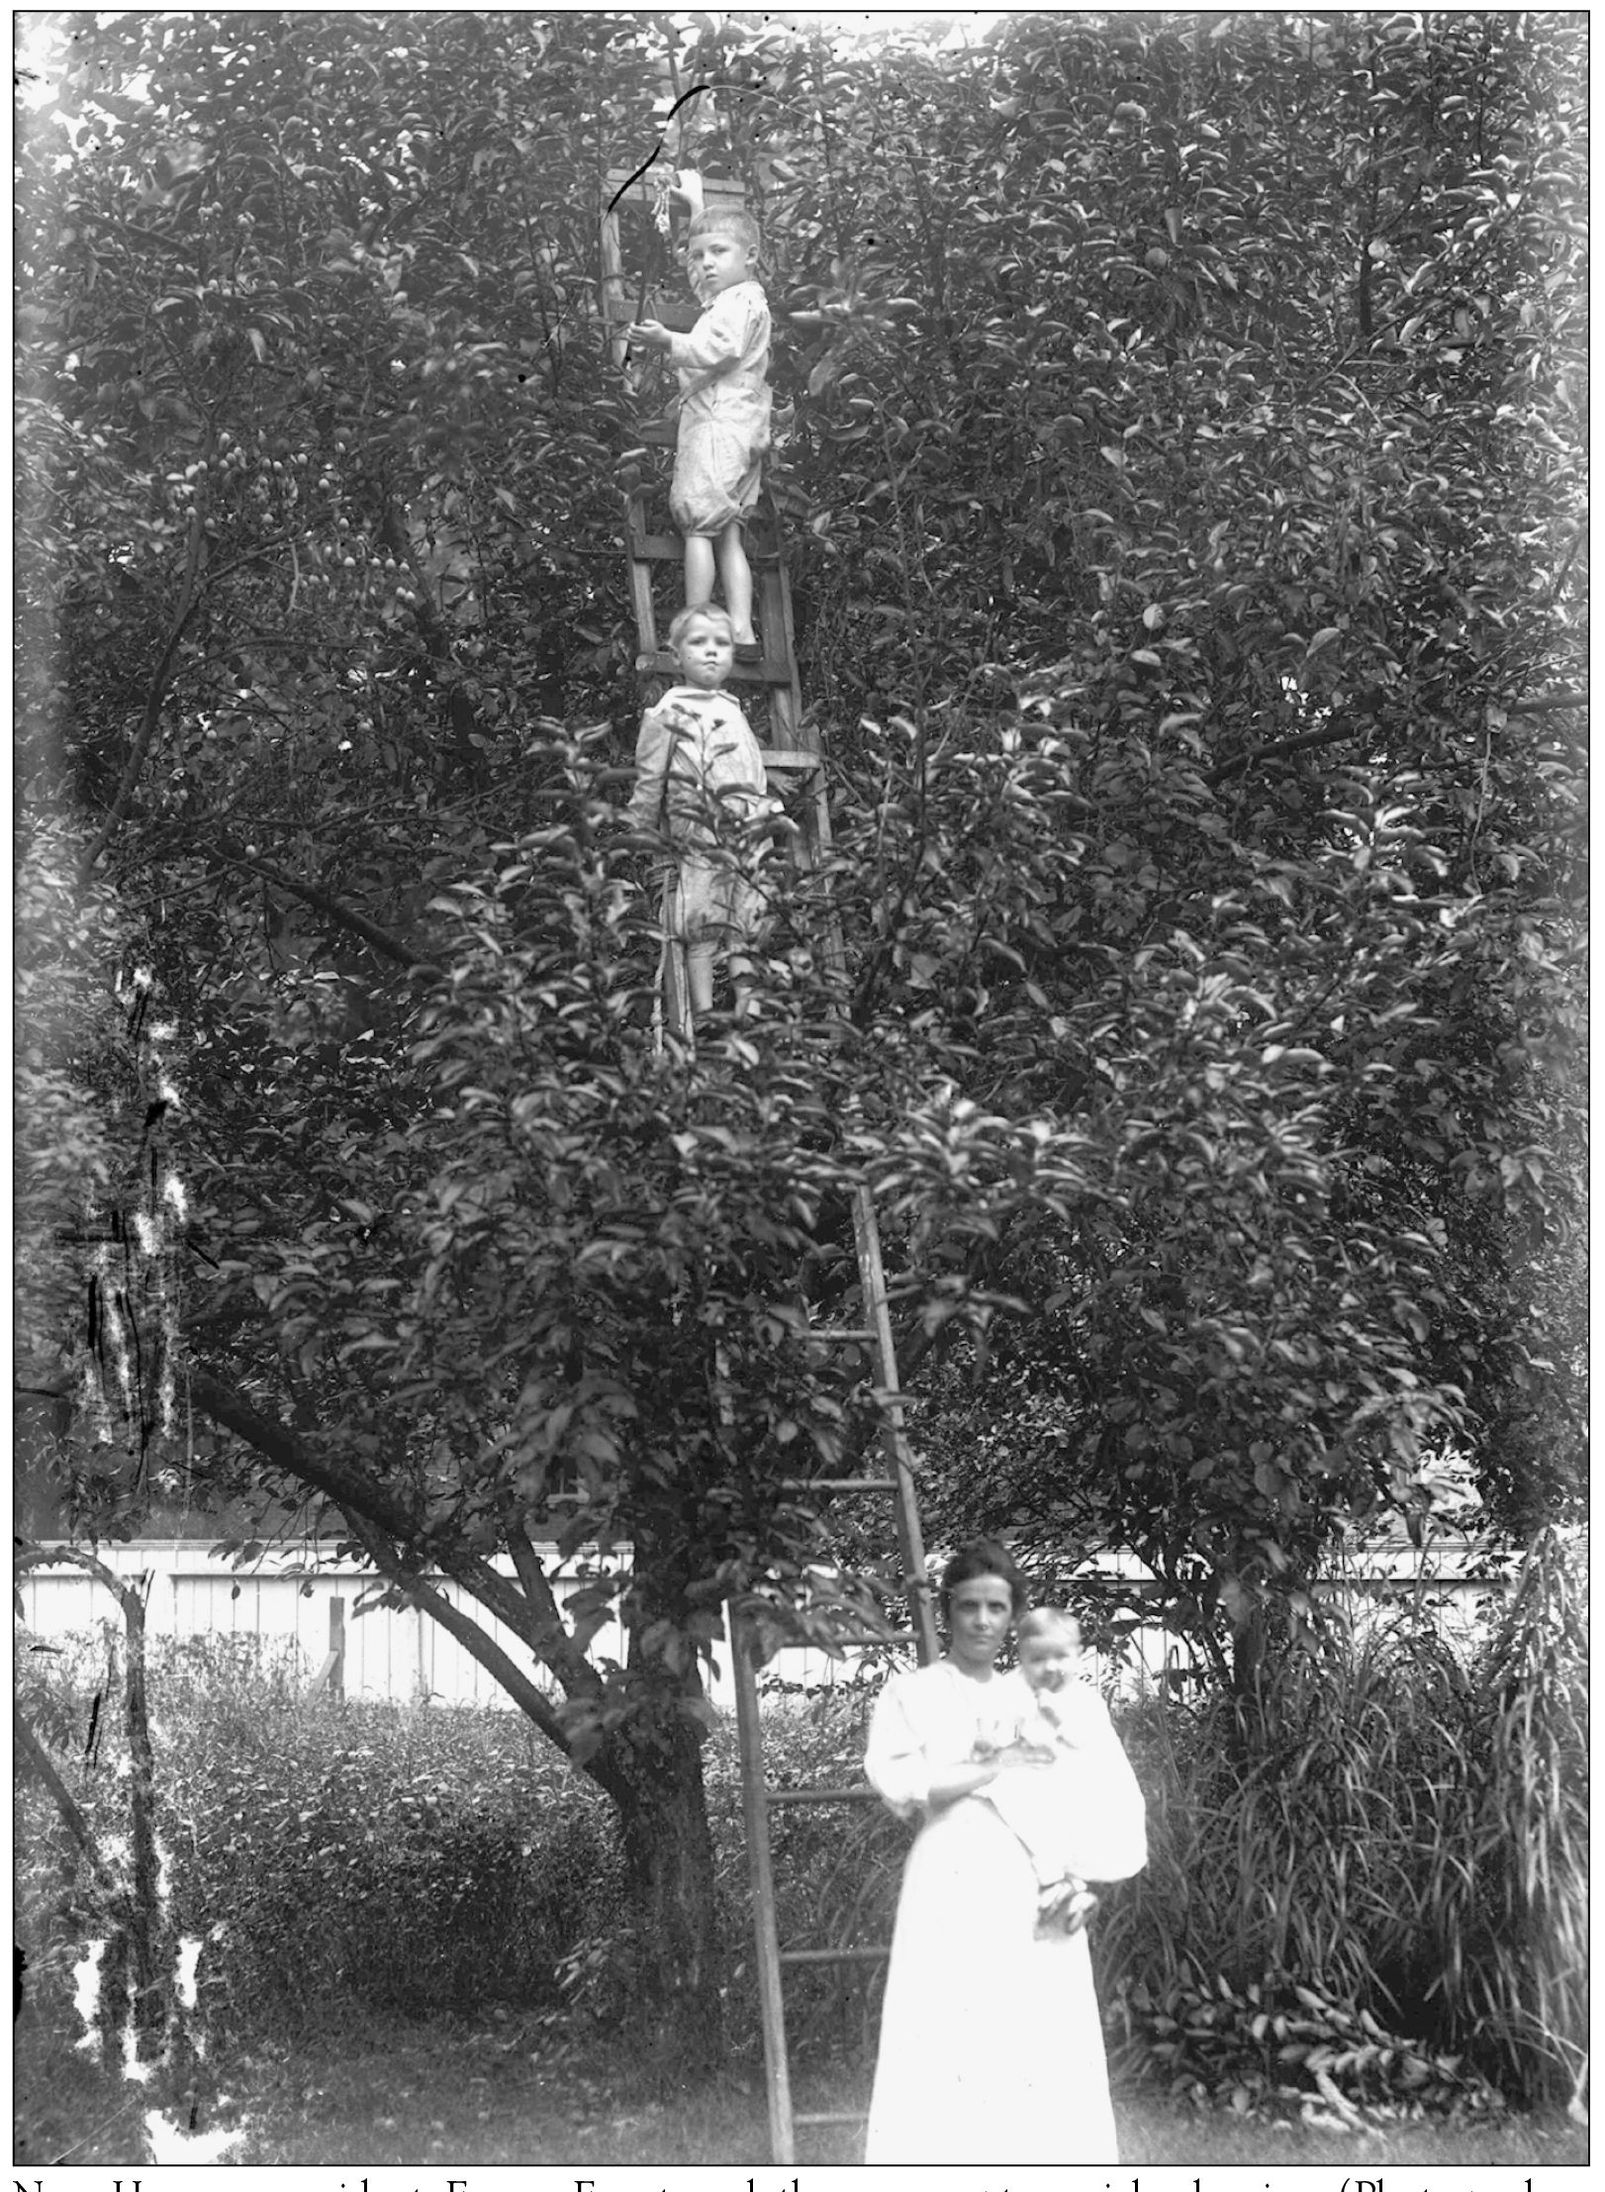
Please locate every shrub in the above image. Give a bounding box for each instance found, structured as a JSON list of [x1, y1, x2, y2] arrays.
[[15, 1631, 624, 2041], [1109, 1970, 1505, 2127], [168, 1692, 624, 2033]]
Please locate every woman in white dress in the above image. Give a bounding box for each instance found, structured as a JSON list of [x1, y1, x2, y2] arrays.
[[863, 1540, 1147, 2164]]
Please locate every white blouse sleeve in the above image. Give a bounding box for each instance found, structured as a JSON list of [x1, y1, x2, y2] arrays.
[[864, 1671, 935, 1821]]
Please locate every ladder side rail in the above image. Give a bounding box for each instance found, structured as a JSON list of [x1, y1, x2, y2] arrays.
[[729, 1603, 797, 2166], [850, 1185, 940, 1665], [755, 558, 834, 882], [654, 871, 691, 1046], [626, 493, 662, 661]]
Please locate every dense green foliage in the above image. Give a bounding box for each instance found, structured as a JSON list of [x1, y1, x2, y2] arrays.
[[15, 10, 1585, 2048]]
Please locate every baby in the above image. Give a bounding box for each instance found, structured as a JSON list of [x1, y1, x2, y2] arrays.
[[626, 603, 784, 1017], [627, 207, 771, 649], [977, 1609, 1129, 1935]]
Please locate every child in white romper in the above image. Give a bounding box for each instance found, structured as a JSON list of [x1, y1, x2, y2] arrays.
[[627, 604, 783, 1016], [628, 207, 771, 648]]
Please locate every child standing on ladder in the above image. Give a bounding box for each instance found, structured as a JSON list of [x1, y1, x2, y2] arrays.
[[627, 604, 785, 1020], [629, 207, 771, 652]]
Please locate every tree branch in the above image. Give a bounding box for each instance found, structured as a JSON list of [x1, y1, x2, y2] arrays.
[[78, 512, 211, 884], [338, 1508, 576, 1755], [1506, 690, 1587, 717], [16, 1540, 148, 1618], [1208, 689, 1588, 785], [200, 828, 443, 976], [14, 1704, 121, 1897], [187, 1367, 443, 1553], [1206, 718, 1363, 785], [505, 1517, 602, 1697], [185, 1367, 604, 1724]]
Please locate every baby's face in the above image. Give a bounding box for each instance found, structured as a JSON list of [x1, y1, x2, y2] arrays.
[[1018, 1629, 1081, 1694], [673, 615, 734, 690], [687, 230, 754, 303]]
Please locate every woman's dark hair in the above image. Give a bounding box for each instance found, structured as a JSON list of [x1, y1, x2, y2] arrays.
[[939, 1538, 1029, 1621]]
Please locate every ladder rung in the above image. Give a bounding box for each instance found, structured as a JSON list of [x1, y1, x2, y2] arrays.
[[760, 747, 823, 773], [766, 1785, 880, 1807], [794, 2111, 869, 2128], [629, 529, 684, 560], [824, 1629, 919, 1649], [799, 1324, 875, 1341], [779, 1945, 889, 1966]]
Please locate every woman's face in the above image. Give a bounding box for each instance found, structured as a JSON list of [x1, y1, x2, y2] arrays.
[[946, 1574, 1015, 1674]]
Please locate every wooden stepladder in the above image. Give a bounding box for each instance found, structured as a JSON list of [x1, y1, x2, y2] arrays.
[[603, 171, 940, 2160], [602, 165, 834, 1038]]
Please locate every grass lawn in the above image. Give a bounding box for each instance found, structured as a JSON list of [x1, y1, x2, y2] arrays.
[[1114, 2092, 1586, 2168], [16, 2006, 1587, 2169]]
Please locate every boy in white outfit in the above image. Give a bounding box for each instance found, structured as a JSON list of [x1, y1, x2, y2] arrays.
[[627, 604, 784, 1017], [975, 1608, 1147, 1935]]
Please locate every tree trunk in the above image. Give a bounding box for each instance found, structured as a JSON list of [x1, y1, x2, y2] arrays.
[[594, 1705, 723, 2084]]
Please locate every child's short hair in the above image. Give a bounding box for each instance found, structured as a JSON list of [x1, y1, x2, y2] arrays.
[[1016, 1607, 1082, 1649], [667, 602, 736, 650], [686, 206, 762, 260]]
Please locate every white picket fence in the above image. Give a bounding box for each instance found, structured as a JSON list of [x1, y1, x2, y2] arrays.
[[16, 1534, 1508, 1716]]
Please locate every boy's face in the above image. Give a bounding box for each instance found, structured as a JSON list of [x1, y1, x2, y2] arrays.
[[1018, 1627, 1081, 1693], [687, 229, 754, 303], [674, 616, 734, 690]]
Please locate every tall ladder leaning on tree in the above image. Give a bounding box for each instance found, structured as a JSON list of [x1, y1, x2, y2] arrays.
[[602, 170, 940, 2161]]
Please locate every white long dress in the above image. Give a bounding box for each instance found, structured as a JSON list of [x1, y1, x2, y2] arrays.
[[863, 1659, 1146, 2165]]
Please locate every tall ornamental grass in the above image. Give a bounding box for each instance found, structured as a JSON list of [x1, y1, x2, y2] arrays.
[[1460, 1528, 1587, 2106], [1098, 1528, 1586, 2110]]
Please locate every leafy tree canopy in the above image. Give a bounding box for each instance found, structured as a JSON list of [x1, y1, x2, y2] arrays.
[[15, 8, 1585, 2057]]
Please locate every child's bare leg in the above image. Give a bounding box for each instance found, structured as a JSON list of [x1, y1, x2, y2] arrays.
[[715, 522, 755, 642], [683, 533, 717, 612], [685, 938, 717, 1016], [728, 948, 760, 1019]]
